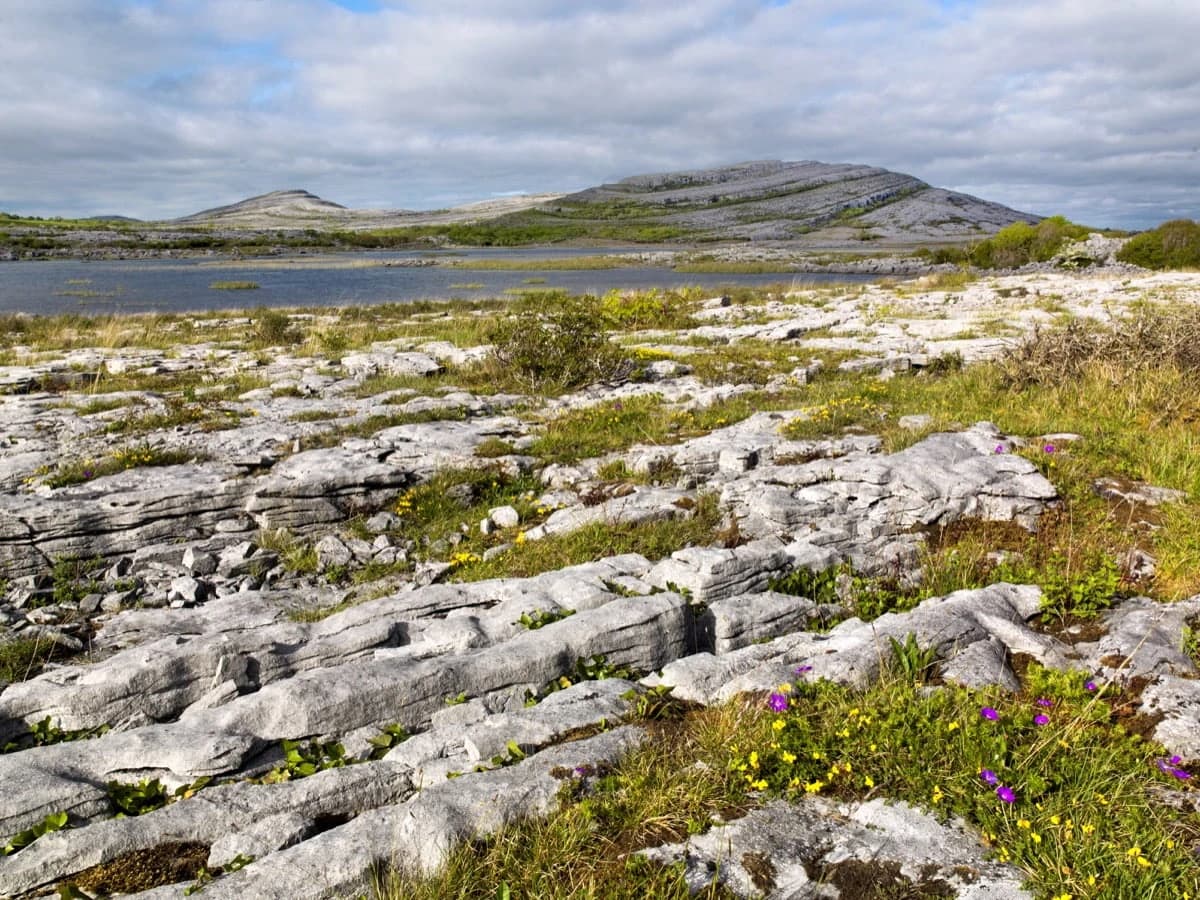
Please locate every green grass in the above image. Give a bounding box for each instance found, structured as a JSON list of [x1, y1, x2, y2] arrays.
[[0, 636, 69, 683], [208, 281, 261, 291], [451, 493, 723, 582], [37, 443, 204, 488], [731, 664, 1200, 898], [447, 256, 640, 271], [377, 704, 755, 899], [381, 660, 1200, 898]]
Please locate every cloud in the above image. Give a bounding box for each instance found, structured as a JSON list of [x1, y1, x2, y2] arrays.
[[0, 0, 1196, 227]]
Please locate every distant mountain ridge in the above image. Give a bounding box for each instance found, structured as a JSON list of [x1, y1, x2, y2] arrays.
[[172, 161, 1038, 243]]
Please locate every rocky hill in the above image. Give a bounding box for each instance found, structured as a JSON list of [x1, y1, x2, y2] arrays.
[[171, 190, 564, 231], [539, 159, 1038, 242]]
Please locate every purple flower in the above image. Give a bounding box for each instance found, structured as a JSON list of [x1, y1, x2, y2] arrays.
[[980, 769, 998, 786], [794, 664, 813, 676], [1043, 443, 1056, 454], [980, 707, 999, 721], [1156, 757, 1192, 780], [768, 692, 789, 713], [1085, 680, 1098, 692], [1034, 714, 1050, 726], [994, 444, 1006, 454], [1036, 698, 1053, 708], [996, 785, 1016, 804]]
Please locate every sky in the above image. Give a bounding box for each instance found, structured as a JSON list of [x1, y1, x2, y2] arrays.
[[1, 0, 1197, 229]]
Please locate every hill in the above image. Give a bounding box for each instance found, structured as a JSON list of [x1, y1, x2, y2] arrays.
[[529, 159, 1038, 243]]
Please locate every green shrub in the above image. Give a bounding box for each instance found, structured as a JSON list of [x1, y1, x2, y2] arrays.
[[1117, 219, 1200, 269], [970, 216, 1090, 268], [251, 308, 301, 347], [487, 296, 633, 393]]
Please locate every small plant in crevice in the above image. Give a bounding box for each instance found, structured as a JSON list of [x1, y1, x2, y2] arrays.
[[261, 739, 350, 782], [2, 716, 109, 754], [886, 633, 939, 685], [3, 810, 69, 855], [107, 778, 171, 817], [183, 853, 256, 895], [524, 655, 642, 706], [366, 723, 411, 760], [515, 608, 576, 630]]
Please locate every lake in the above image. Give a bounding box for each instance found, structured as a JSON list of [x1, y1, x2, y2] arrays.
[[0, 250, 877, 316]]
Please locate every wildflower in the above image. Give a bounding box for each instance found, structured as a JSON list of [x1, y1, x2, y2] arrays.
[[772, 719, 785, 731], [1036, 698, 1053, 707], [1017, 819, 1031, 830], [804, 780, 824, 794], [980, 707, 999, 721], [794, 664, 813, 676], [768, 692, 789, 713], [947, 721, 960, 732], [980, 769, 998, 786], [994, 444, 1006, 454], [751, 779, 768, 790], [781, 751, 796, 764], [864, 775, 874, 788], [931, 786, 944, 804], [1155, 756, 1191, 779], [1085, 680, 1098, 692], [1081, 824, 1096, 835], [996, 786, 1016, 803], [1034, 714, 1050, 726], [1043, 443, 1056, 453]]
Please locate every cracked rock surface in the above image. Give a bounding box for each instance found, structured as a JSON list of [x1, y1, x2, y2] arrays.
[[3, 271, 1200, 897]]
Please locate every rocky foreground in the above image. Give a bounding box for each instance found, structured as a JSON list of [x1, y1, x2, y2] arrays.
[[2, 271, 1199, 898]]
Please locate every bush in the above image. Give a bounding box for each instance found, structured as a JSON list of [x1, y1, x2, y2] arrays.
[[251, 308, 301, 347], [1117, 219, 1200, 270], [487, 296, 633, 393], [970, 216, 1090, 268]]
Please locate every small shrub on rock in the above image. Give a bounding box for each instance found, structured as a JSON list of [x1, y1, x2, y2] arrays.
[[487, 295, 633, 393]]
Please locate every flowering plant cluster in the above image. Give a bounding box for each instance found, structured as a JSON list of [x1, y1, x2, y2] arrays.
[[727, 663, 1198, 897]]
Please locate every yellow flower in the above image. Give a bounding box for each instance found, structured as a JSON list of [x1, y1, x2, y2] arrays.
[[1126, 847, 1142, 859], [1049, 815, 1061, 826], [947, 721, 959, 732], [1018, 820, 1031, 830], [931, 786, 944, 805], [772, 719, 785, 731], [752, 779, 767, 791], [864, 775, 874, 788], [804, 780, 824, 794], [515, 531, 526, 545], [781, 751, 796, 764], [749, 751, 759, 770]]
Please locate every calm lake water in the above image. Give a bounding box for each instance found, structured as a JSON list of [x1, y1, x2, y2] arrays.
[[0, 250, 876, 316]]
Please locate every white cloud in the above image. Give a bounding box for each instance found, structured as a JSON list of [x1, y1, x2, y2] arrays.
[[0, 0, 1196, 227]]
